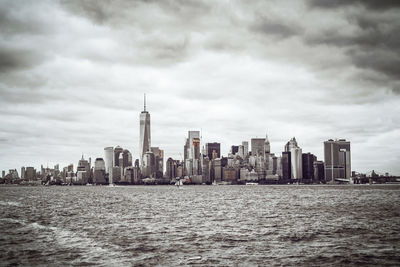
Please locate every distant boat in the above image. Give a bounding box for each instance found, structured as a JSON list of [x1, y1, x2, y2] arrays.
[[175, 178, 183, 188], [245, 182, 258, 185], [109, 184, 115, 187]]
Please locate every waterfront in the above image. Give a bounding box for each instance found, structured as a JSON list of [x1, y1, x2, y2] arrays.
[[0, 185, 399, 266]]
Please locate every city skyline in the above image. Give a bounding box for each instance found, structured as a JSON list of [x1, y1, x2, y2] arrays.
[[0, 1, 399, 175]]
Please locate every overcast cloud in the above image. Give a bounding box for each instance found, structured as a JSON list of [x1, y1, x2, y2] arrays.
[[0, 0, 399, 175]]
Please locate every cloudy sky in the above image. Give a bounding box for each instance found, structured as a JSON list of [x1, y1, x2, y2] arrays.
[[1, 0, 399, 175]]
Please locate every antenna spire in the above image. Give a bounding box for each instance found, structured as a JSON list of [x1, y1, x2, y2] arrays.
[[144, 93, 146, 112]]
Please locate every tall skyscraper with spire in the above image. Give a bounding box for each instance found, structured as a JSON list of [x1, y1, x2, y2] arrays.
[[139, 94, 151, 166]]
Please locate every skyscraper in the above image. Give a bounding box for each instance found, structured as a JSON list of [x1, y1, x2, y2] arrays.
[[151, 147, 164, 176], [140, 94, 151, 166], [251, 138, 265, 157], [291, 147, 303, 180], [264, 134, 270, 154], [302, 152, 316, 183], [324, 139, 351, 182], [242, 141, 249, 157], [285, 137, 298, 152], [231, 145, 239, 155], [114, 146, 123, 166], [205, 142, 220, 160], [104, 147, 113, 183], [94, 158, 107, 184], [281, 151, 291, 182]]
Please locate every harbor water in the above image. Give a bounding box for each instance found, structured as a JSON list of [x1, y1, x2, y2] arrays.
[[0, 185, 399, 266]]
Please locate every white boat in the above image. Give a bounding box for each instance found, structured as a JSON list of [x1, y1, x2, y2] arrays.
[[245, 182, 259, 185], [175, 178, 183, 188]]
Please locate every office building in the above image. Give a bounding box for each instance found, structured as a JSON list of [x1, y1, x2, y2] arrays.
[[285, 137, 298, 152], [264, 134, 270, 154], [25, 167, 36, 180], [201, 156, 210, 183], [302, 153, 316, 183], [242, 141, 249, 157], [114, 146, 123, 166], [21, 167, 25, 180], [205, 142, 220, 160], [324, 139, 351, 182], [184, 131, 201, 176], [93, 158, 107, 184], [231, 145, 239, 155], [140, 94, 151, 166], [142, 151, 155, 178], [213, 158, 222, 182], [291, 147, 303, 180], [251, 138, 265, 157], [150, 147, 164, 175], [122, 149, 132, 168], [104, 147, 113, 183], [166, 158, 177, 179], [112, 166, 121, 183], [314, 160, 325, 183]]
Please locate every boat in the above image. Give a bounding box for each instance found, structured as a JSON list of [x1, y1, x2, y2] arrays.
[[245, 182, 259, 185], [175, 178, 183, 188]]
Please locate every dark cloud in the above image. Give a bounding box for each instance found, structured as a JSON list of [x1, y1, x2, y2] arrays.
[[0, 0, 399, 174], [309, 0, 400, 10], [0, 2, 53, 36], [0, 46, 46, 73], [303, 6, 400, 94], [250, 19, 300, 39], [60, 0, 211, 26], [349, 49, 400, 80]]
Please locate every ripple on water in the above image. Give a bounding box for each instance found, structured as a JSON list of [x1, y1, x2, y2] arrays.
[[0, 185, 399, 266]]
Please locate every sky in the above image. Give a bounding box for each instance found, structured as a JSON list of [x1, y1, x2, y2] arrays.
[[0, 0, 399, 175]]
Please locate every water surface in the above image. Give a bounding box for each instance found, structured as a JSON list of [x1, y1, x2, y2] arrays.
[[0, 185, 399, 266]]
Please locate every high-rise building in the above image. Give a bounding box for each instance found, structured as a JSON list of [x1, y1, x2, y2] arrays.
[[25, 167, 36, 180], [302, 153, 316, 183], [151, 147, 164, 176], [264, 134, 270, 154], [242, 141, 249, 157], [77, 155, 90, 184], [201, 156, 210, 183], [114, 146, 123, 167], [251, 138, 265, 157], [205, 142, 220, 160], [94, 158, 107, 184], [314, 160, 325, 183], [166, 158, 177, 179], [142, 151, 155, 178], [231, 145, 239, 155], [285, 137, 298, 152], [120, 149, 132, 168], [324, 139, 351, 182], [104, 147, 113, 183], [291, 147, 303, 180], [184, 131, 201, 176], [21, 167, 25, 180], [213, 158, 222, 182], [140, 94, 151, 166]]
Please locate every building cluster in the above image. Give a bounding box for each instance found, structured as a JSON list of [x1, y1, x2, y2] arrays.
[[2, 95, 397, 186], [164, 134, 350, 185]]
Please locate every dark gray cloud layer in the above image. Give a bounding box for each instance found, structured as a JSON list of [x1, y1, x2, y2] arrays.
[[0, 0, 399, 174]]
